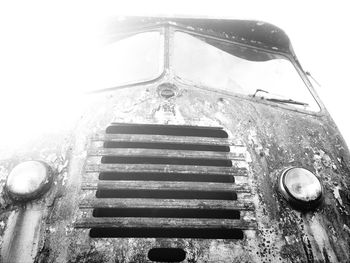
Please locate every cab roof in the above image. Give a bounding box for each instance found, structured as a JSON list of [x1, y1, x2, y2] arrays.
[[106, 16, 293, 54]]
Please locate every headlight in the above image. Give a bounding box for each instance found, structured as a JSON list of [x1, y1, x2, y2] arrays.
[[5, 161, 52, 201], [279, 167, 323, 209]]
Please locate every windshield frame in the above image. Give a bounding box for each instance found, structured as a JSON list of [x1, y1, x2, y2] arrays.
[[168, 26, 323, 115], [93, 23, 324, 116]]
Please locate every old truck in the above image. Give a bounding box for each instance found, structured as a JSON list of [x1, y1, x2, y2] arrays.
[[0, 16, 349, 262]]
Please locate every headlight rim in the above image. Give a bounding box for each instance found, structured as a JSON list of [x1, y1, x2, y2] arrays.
[[279, 167, 324, 210], [5, 160, 53, 202]]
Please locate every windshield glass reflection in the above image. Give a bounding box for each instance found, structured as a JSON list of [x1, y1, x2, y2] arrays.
[[92, 31, 163, 89], [173, 32, 319, 111]]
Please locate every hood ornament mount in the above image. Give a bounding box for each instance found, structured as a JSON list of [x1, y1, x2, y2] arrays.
[[157, 83, 178, 99]]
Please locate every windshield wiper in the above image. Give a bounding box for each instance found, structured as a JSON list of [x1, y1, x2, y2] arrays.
[[265, 98, 309, 106], [251, 89, 309, 106], [252, 89, 269, 97]]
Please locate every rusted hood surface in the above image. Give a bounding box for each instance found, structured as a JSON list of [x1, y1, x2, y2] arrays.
[[0, 82, 350, 262]]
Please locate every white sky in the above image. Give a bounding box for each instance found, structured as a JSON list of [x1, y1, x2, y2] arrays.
[[0, 0, 349, 148]]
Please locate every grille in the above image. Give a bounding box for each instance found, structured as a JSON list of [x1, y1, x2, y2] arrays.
[[75, 123, 257, 239]]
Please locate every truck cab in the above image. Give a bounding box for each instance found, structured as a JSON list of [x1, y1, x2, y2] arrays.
[[1, 17, 350, 262]]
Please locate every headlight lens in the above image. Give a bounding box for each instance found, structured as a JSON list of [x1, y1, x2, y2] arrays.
[[5, 161, 52, 201], [279, 167, 323, 209]]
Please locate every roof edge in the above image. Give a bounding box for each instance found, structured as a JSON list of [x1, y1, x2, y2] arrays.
[[105, 16, 293, 53]]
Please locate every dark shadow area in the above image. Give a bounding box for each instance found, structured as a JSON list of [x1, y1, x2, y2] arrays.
[[101, 156, 232, 167], [96, 189, 237, 200], [148, 248, 186, 262], [106, 124, 228, 138], [99, 172, 234, 183], [92, 208, 240, 219], [90, 227, 244, 239]]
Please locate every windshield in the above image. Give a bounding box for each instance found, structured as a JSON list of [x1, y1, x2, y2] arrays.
[[91, 31, 164, 89], [173, 32, 319, 111]]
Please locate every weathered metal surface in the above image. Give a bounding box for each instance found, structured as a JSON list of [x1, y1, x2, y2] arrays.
[[79, 197, 254, 210], [92, 133, 244, 146], [2, 82, 350, 262], [80, 187, 252, 201], [88, 147, 245, 160], [81, 171, 243, 182], [85, 163, 248, 176], [81, 180, 251, 193], [0, 18, 349, 263], [75, 217, 257, 229]]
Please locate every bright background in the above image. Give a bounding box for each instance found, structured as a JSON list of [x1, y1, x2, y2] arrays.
[[0, 0, 349, 148]]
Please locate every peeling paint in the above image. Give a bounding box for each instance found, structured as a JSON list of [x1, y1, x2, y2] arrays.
[[305, 215, 339, 262], [334, 186, 344, 207]]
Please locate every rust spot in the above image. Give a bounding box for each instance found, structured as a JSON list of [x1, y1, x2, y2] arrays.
[[68, 249, 106, 263]]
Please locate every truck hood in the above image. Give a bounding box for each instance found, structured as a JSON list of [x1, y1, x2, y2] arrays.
[[1, 81, 350, 262]]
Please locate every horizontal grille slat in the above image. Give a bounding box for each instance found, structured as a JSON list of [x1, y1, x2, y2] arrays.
[[106, 123, 228, 138], [110, 122, 227, 130], [92, 208, 241, 219], [85, 164, 248, 176], [96, 189, 238, 200], [97, 172, 235, 183], [92, 134, 243, 147], [83, 172, 243, 183], [81, 180, 251, 192], [101, 156, 233, 167], [89, 148, 245, 160], [79, 198, 254, 210], [89, 228, 244, 239], [103, 141, 230, 152], [75, 217, 257, 229], [81, 190, 252, 203]]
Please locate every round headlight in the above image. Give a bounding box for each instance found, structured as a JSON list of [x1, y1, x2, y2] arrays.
[[279, 167, 323, 209], [5, 161, 52, 201]]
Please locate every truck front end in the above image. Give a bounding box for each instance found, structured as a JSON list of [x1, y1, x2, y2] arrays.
[[1, 17, 350, 263]]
